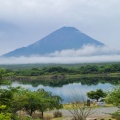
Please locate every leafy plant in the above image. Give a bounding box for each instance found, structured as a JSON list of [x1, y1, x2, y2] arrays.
[[0, 105, 11, 120], [106, 86, 120, 106], [111, 111, 120, 120]]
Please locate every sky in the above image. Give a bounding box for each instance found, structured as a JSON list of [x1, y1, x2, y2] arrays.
[[0, 0, 120, 64]]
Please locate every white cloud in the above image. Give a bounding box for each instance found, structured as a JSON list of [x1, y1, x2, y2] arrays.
[[0, 55, 120, 64], [0, 0, 120, 31], [49, 45, 118, 57], [0, 45, 120, 64], [0, 0, 120, 55]]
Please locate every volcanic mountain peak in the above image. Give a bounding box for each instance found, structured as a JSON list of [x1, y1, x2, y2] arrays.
[[2, 26, 105, 57]]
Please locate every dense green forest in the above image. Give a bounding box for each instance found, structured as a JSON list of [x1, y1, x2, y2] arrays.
[[0, 62, 120, 70], [4, 63, 120, 76]]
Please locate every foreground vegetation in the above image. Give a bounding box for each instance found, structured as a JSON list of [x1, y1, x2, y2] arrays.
[[0, 63, 120, 119], [0, 86, 120, 120], [0, 87, 62, 119]]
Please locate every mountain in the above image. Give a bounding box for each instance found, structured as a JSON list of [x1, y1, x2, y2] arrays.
[[2, 26, 105, 57]]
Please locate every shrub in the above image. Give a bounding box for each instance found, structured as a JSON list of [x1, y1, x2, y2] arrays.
[[0, 113, 11, 120], [53, 110, 62, 118], [111, 111, 120, 120], [68, 93, 96, 120]]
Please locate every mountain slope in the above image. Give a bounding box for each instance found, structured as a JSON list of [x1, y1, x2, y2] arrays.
[[2, 26, 105, 57]]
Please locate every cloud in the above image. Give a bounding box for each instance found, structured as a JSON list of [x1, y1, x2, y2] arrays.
[[1, 55, 120, 64], [1, 0, 119, 24], [49, 45, 118, 57], [0, 45, 120, 64], [0, 0, 120, 55]]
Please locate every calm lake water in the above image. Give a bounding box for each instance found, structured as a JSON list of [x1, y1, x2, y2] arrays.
[[1, 81, 114, 103]]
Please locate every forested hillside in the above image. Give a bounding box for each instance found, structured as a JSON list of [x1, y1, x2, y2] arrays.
[[2, 63, 120, 76]]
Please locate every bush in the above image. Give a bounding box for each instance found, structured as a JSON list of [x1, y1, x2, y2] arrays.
[[53, 110, 62, 118], [0, 113, 11, 120], [112, 111, 120, 120]]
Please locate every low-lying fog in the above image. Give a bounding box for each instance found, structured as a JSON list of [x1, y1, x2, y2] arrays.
[[0, 45, 120, 64]]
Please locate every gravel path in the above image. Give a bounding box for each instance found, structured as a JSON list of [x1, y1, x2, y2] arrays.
[[60, 107, 118, 117], [46, 106, 119, 119], [93, 107, 118, 116]]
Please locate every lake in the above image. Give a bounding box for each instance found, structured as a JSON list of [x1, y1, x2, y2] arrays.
[[1, 79, 115, 103]]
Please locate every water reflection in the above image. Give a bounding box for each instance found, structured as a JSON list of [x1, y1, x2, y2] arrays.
[[9, 77, 120, 87], [1, 81, 114, 103]]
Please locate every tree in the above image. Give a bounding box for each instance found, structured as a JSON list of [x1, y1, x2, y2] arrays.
[[37, 89, 63, 118], [0, 87, 38, 117], [87, 89, 106, 101], [0, 86, 63, 119], [0, 88, 13, 108], [0, 68, 6, 80], [24, 90, 39, 116], [11, 87, 29, 114], [11, 88, 38, 116], [11, 88, 62, 118], [0, 88, 16, 119], [106, 86, 120, 106]]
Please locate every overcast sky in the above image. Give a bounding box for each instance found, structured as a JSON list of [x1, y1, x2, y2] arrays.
[[0, 0, 120, 56]]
